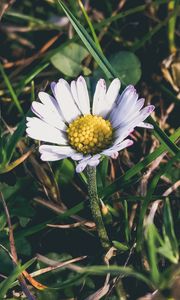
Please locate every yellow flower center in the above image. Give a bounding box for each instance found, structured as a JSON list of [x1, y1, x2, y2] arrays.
[[67, 114, 113, 154]]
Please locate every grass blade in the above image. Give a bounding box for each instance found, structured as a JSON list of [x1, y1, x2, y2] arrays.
[[58, 0, 180, 167], [58, 0, 119, 81], [0, 258, 36, 298], [101, 128, 180, 198], [136, 151, 180, 250], [0, 62, 23, 115], [149, 117, 179, 155]]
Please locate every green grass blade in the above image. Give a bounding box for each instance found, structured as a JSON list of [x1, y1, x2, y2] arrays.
[[146, 224, 160, 285], [123, 200, 131, 244], [80, 265, 153, 287], [58, 0, 119, 81], [136, 151, 180, 250], [4, 110, 33, 165], [78, 0, 102, 52], [149, 117, 179, 155], [0, 258, 36, 298], [0, 62, 23, 115], [163, 198, 179, 258], [101, 128, 180, 198], [58, 0, 179, 167], [95, 1, 168, 30]]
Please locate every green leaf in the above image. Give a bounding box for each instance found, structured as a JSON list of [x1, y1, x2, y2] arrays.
[[50, 42, 89, 77], [109, 51, 141, 85], [95, 51, 142, 85]]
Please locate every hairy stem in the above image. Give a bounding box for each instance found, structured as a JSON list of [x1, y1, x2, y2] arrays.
[[86, 165, 111, 252]]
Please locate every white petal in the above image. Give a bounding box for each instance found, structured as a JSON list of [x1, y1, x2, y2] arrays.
[[75, 154, 92, 173], [114, 139, 134, 150], [135, 98, 145, 111], [137, 122, 154, 129], [87, 154, 101, 167], [76, 76, 90, 115], [88, 159, 100, 167], [110, 85, 138, 127], [26, 117, 67, 145], [92, 79, 106, 115], [38, 92, 60, 113], [70, 80, 80, 109], [71, 153, 84, 161], [39, 145, 75, 156], [119, 98, 146, 126], [75, 153, 102, 172], [102, 150, 119, 159], [125, 105, 155, 129], [50, 82, 56, 97], [102, 139, 133, 155], [39, 145, 76, 161], [100, 78, 121, 118], [110, 152, 119, 159], [116, 85, 135, 105], [105, 78, 121, 103], [114, 105, 154, 145], [76, 160, 88, 173], [31, 101, 66, 131], [54, 79, 81, 123], [40, 152, 67, 161], [114, 126, 131, 145]]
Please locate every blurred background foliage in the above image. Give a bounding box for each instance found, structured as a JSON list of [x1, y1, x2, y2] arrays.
[[0, 0, 180, 299]]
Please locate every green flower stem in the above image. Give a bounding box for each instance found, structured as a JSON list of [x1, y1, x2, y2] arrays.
[[86, 165, 111, 252]]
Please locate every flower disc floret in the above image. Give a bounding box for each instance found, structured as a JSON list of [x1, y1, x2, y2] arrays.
[[67, 114, 113, 154]]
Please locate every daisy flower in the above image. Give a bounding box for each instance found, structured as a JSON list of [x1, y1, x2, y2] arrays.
[[26, 76, 155, 172]]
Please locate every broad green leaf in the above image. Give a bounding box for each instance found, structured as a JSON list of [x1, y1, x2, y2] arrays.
[[109, 51, 141, 85], [95, 51, 142, 85], [50, 42, 89, 77]]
